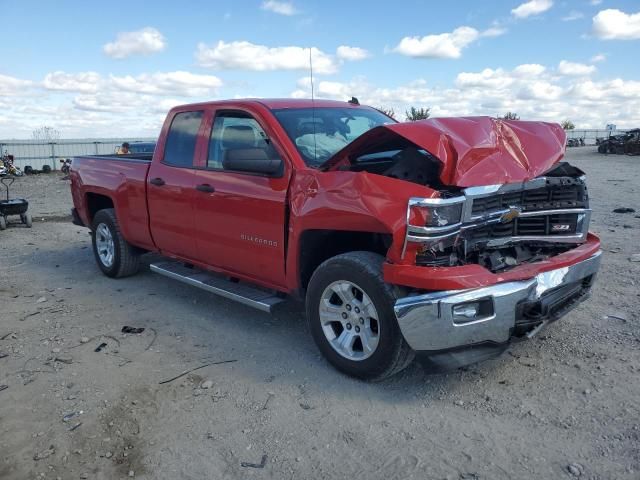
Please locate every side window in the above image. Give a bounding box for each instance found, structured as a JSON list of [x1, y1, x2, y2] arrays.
[[163, 111, 204, 167], [207, 112, 280, 170]]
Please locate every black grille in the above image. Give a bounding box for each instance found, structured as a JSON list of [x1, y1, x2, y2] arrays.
[[471, 180, 587, 216], [467, 213, 579, 240]]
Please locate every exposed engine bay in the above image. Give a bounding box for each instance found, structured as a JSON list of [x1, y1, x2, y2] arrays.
[[349, 147, 445, 188], [349, 147, 589, 273]]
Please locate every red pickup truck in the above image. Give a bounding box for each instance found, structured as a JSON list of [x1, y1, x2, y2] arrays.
[[70, 98, 601, 379]]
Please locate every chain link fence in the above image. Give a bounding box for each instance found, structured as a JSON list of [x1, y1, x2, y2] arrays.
[[565, 129, 631, 146], [0, 139, 155, 170]]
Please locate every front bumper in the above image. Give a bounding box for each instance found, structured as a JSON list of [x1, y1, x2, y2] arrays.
[[394, 251, 601, 356]]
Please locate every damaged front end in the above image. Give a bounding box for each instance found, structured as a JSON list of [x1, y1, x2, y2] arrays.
[[404, 162, 590, 273], [323, 116, 592, 274]]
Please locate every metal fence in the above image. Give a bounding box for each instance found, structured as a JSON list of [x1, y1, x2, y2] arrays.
[[0, 138, 155, 170], [565, 129, 632, 146]]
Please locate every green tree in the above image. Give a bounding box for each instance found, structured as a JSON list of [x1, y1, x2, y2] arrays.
[[405, 106, 431, 121], [561, 120, 575, 130], [377, 107, 396, 120], [502, 112, 520, 120]]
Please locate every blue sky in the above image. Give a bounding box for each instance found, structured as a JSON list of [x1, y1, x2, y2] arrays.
[[1, 0, 639, 137]]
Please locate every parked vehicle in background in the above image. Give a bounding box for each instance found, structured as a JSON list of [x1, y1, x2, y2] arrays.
[[623, 129, 640, 155], [119, 141, 156, 154], [597, 130, 639, 154], [69, 99, 601, 380], [60, 159, 72, 174], [1, 151, 23, 176]]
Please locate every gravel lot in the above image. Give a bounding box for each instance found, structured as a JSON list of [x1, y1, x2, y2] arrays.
[[1, 147, 638, 480]]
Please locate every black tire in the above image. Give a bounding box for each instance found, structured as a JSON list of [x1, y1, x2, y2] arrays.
[[20, 213, 32, 228], [91, 208, 140, 278], [42, 165, 52, 173], [0, 216, 6, 230], [306, 251, 414, 381]]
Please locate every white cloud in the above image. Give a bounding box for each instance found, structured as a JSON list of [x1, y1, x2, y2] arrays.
[[456, 68, 515, 89], [336, 45, 370, 61], [196, 41, 336, 73], [481, 26, 508, 37], [0, 74, 34, 96], [592, 9, 640, 40], [291, 66, 640, 128], [43, 71, 102, 93], [557, 60, 596, 76], [103, 27, 166, 59], [512, 63, 546, 76], [511, 0, 554, 19], [394, 26, 480, 59], [195, 41, 366, 74], [0, 68, 227, 138], [109, 71, 222, 97], [260, 0, 297, 15], [590, 53, 606, 62], [4, 51, 640, 139], [562, 10, 584, 21], [590, 0, 602, 5], [517, 81, 563, 100]]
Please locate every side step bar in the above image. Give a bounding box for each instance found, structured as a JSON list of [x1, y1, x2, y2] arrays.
[[150, 261, 285, 313]]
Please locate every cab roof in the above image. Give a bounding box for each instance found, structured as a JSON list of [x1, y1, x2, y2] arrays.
[[173, 98, 372, 111]]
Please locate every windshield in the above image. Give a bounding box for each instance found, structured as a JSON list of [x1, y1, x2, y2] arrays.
[[272, 107, 395, 167]]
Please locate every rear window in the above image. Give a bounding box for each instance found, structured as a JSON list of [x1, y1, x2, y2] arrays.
[[163, 111, 204, 167]]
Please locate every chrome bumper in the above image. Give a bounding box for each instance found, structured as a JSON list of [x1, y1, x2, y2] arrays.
[[394, 251, 601, 352]]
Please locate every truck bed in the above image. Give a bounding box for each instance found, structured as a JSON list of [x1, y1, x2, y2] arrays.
[[76, 153, 153, 163], [70, 153, 155, 250]]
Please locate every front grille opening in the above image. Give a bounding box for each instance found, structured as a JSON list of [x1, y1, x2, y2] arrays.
[[414, 173, 590, 272], [471, 180, 587, 216]]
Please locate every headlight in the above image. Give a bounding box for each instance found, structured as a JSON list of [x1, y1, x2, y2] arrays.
[[408, 197, 464, 229]]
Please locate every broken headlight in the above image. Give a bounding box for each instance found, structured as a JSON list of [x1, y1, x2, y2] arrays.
[[408, 197, 464, 229], [403, 196, 466, 258]]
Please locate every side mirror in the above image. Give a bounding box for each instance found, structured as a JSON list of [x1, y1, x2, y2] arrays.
[[223, 148, 283, 176]]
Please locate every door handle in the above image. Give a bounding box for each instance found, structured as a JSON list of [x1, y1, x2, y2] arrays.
[[150, 177, 165, 186], [196, 184, 215, 193]]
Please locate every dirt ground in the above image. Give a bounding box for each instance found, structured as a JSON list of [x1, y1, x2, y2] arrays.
[[1, 147, 638, 480]]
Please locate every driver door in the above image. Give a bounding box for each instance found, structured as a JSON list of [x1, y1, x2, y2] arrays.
[[192, 109, 290, 288]]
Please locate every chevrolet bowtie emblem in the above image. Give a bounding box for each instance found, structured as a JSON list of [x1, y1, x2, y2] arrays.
[[500, 207, 522, 223]]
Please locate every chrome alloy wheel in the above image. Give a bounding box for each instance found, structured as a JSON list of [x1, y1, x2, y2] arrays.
[[319, 281, 380, 361], [95, 223, 115, 268]]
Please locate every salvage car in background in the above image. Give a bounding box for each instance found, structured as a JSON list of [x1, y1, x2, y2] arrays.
[[127, 141, 156, 154], [597, 129, 639, 154], [623, 129, 640, 155]]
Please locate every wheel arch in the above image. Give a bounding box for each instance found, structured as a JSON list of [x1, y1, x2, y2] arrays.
[[297, 229, 392, 295], [85, 192, 115, 224]]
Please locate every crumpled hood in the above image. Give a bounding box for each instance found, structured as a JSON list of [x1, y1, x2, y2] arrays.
[[323, 116, 567, 187]]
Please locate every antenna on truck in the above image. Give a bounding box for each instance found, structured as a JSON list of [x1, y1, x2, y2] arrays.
[[309, 47, 318, 163]]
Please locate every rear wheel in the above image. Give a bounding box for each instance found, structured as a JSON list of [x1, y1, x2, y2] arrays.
[[306, 251, 414, 381], [0, 216, 6, 230], [91, 209, 140, 278]]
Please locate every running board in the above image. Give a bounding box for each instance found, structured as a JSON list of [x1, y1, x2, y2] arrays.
[[149, 261, 284, 313]]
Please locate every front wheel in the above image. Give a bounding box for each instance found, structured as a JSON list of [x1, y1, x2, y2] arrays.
[[306, 251, 414, 381], [91, 208, 140, 278]]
